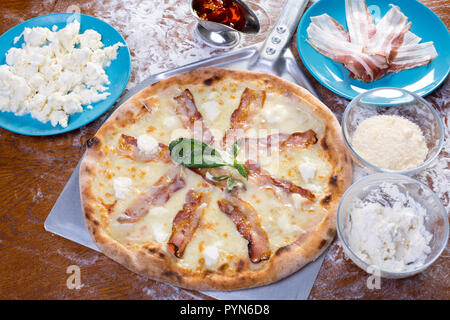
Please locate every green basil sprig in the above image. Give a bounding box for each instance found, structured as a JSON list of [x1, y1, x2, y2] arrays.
[[169, 138, 248, 190]]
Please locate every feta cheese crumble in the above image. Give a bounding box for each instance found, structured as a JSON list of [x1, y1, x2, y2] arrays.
[[297, 160, 316, 182], [0, 20, 124, 128], [203, 242, 221, 268], [112, 177, 132, 199], [201, 100, 220, 122], [137, 134, 160, 155]]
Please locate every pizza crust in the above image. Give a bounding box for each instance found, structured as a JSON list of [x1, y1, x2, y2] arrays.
[[80, 68, 352, 290]]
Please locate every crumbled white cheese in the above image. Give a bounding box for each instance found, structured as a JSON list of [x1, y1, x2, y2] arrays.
[[202, 100, 221, 122], [113, 177, 132, 199], [151, 223, 169, 243], [162, 116, 180, 128], [262, 104, 289, 124], [203, 242, 221, 268], [298, 161, 316, 182], [352, 115, 428, 170], [291, 193, 310, 210], [0, 20, 124, 127], [345, 186, 432, 272], [149, 206, 169, 216], [137, 134, 159, 155]]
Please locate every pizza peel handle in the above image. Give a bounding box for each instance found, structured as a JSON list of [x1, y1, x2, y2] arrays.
[[249, 0, 309, 73]]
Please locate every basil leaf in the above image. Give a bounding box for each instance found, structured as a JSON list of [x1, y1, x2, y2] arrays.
[[226, 177, 238, 191], [232, 139, 241, 159], [234, 163, 248, 179], [169, 138, 226, 168], [212, 175, 229, 182]]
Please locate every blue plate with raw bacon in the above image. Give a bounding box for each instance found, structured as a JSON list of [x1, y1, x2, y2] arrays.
[[297, 0, 450, 99]]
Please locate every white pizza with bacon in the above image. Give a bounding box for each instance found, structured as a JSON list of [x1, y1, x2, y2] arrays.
[[80, 68, 352, 290]]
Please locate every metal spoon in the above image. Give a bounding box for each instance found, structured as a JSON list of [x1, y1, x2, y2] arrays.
[[190, 0, 260, 48]]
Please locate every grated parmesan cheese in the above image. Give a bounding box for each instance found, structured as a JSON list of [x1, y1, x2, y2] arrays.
[[352, 115, 428, 170]]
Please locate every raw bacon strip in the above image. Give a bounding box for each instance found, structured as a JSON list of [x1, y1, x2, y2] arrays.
[[307, 20, 388, 82], [217, 196, 271, 263], [389, 42, 438, 73], [401, 31, 422, 47], [174, 89, 214, 144], [310, 14, 349, 42], [246, 161, 315, 201], [117, 134, 171, 163], [223, 88, 266, 146], [168, 190, 207, 258], [366, 5, 411, 61], [345, 0, 376, 47], [307, 0, 438, 82], [117, 168, 186, 223]]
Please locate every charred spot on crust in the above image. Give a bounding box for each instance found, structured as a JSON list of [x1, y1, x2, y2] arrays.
[[218, 263, 229, 273], [320, 137, 328, 150], [146, 247, 158, 254], [151, 80, 160, 87], [320, 194, 332, 206], [84, 166, 91, 174], [318, 239, 327, 249], [275, 245, 291, 256], [93, 220, 99, 226], [158, 252, 165, 259], [87, 137, 100, 148], [327, 228, 336, 238], [329, 175, 338, 187], [203, 75, 221, 86], [236, 260, 245, 272], [162, 270, 182, 282], [203, 270, 213, 277]]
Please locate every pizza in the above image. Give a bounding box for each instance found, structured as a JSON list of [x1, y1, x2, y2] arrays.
[[80, 68, 352, 290]]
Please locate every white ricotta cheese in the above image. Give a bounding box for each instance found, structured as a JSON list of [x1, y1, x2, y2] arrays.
[[149, 206, 169, 216], [137, 134, 160, 155], [151, 223, 169, 243], [262, 104, 289, 124], [345, 188, 432, 272], [113, 177, 132, 200], [0, 20, 124, 127], [203, 242, 221, 268], [202, 100, 221, 122], [352, 115, 428, 170], [298, 161, 316, 182], [162, 116, 180, 128]]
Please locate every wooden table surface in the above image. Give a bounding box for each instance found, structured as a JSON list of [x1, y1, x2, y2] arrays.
[[0, 0, 448, 300]]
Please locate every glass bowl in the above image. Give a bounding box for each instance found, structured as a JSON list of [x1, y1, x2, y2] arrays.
[[337, 173, 449, 279], [342, 87, 444, 175]]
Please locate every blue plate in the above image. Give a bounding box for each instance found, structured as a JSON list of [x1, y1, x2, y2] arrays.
[[297, 0, 450, 100], [0, 13, 131, 135]]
